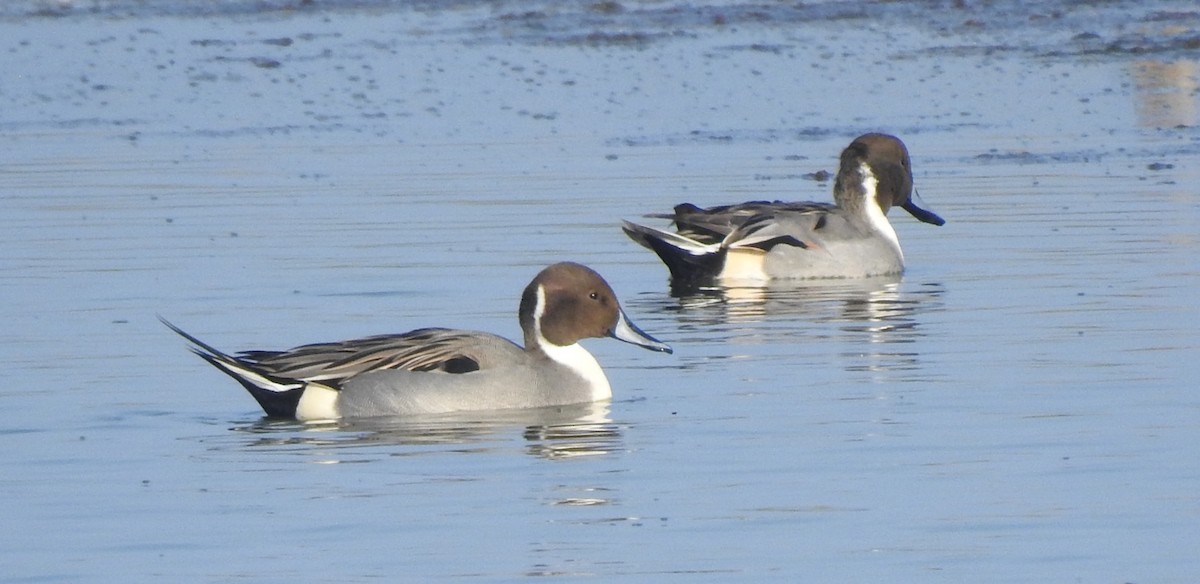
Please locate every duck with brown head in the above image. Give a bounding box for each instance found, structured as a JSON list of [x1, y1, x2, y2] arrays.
[[163, 262, 671, 420], [623, 133, 945, 284]]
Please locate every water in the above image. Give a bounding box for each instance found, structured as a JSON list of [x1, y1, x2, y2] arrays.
[[2, 1, 1198, 582]]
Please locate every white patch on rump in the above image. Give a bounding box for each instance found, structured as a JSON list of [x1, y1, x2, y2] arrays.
[[719, 247, 769, 281], [295, 383, 340, 421]]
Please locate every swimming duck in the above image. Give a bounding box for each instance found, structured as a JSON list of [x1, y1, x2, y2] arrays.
[[623, 133, 945, 283], [163, 262, 671, 420]]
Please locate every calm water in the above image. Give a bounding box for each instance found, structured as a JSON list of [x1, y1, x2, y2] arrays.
[[2, 1, 1198, 582]]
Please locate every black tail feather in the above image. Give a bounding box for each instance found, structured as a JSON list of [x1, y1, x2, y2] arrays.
[[622, 222, 725, 285], [191, 350, 302, 418], [160, 316, 303, 418], [640, 233, 724, 284]]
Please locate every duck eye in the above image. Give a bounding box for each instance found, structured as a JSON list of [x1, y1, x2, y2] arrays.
[[589, 291, 599, 301]]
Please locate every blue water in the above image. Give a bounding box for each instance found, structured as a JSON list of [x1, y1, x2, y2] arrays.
[[2, 1, 1198, 582]]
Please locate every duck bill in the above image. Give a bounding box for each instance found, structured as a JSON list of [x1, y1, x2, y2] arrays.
[[610, 309, 673, 354], [901, 190, 946, 226]]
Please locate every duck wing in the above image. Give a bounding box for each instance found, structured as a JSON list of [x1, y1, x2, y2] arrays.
[[665, 200, 835, 243], [238, 328, 519, 382], [723, 205, 856, 252]]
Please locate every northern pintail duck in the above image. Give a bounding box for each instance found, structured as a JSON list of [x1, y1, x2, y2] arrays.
[[163, 262, 671, 420], [622, 133, 945, 283]]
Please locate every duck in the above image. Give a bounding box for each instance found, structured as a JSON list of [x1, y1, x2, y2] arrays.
[[162, 262, 671, 420], [622, 133, 945, 284]]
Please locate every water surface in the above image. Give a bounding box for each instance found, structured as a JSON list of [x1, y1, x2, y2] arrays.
[[2, 1, 1198, 582]]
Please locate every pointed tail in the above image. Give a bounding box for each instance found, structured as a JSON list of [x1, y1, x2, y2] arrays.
[[621, 220, 725, 282], [159, 316, 303, 418]]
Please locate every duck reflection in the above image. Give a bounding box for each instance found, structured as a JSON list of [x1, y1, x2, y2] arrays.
[[672, 274, 908, 322], [226, 400, 619, 460], [642, 276, 945, 374], [669, 274, 942, 326], [1131, 58, 1197, 128]]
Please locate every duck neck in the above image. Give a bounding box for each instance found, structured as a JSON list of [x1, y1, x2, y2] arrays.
[[524, 284, 612, 400], [537, 340, 612, 401], [854, 163, 903, 260]]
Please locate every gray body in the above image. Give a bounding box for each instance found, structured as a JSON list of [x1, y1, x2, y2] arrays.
[[335, 333, 598, 416], [733, 206, 905, 280]]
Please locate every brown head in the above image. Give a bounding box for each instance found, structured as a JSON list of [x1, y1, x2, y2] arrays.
[[519, 262, 671, 353], [835, 133, 944, 226]]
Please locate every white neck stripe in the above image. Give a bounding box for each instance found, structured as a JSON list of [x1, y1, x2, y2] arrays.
[[533, 284, 547, 322], [860, 162, 903, 260], [531, 284, 611, 401]]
